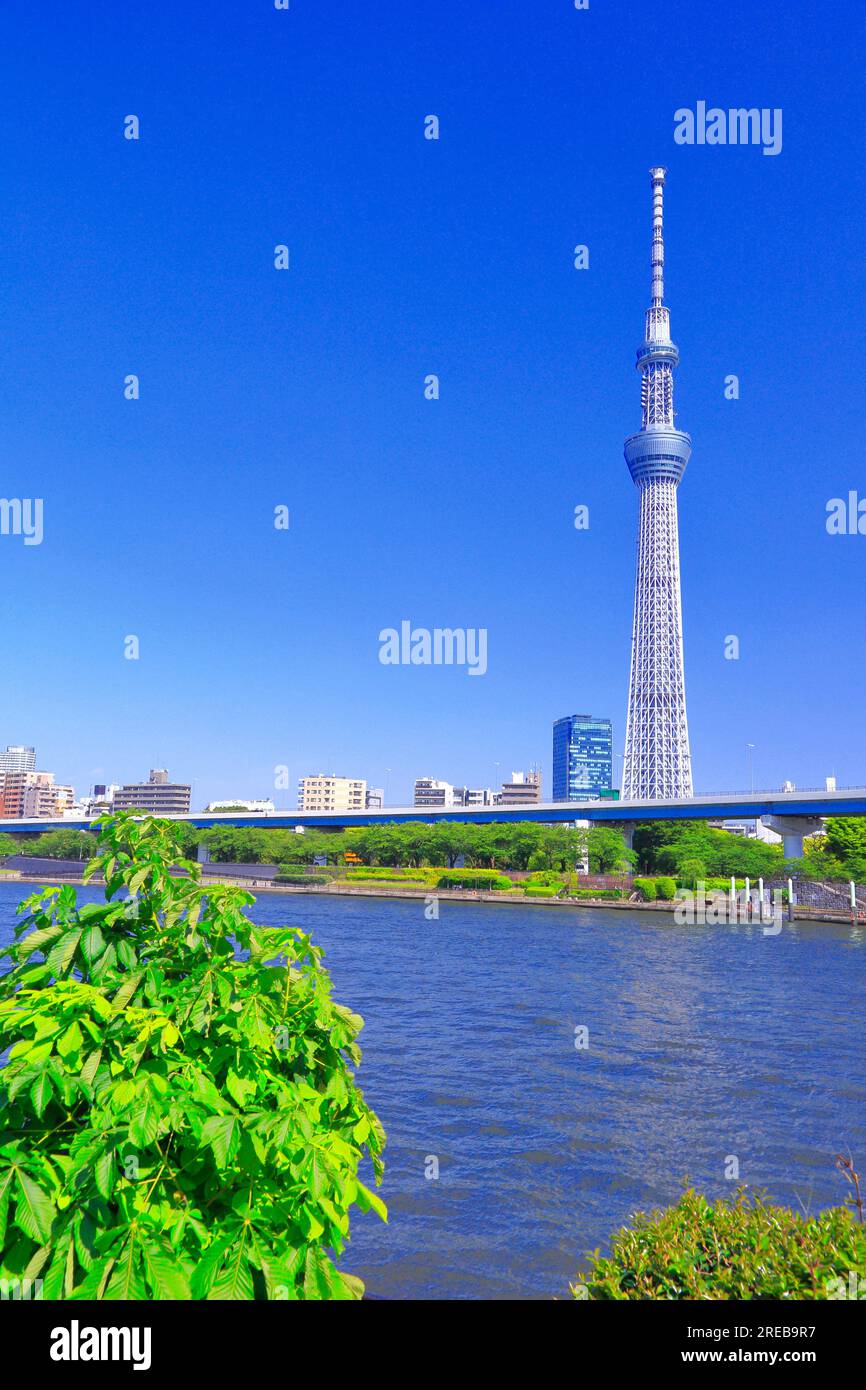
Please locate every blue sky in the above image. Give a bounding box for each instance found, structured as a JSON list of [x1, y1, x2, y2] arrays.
[[1, 0, 864, 808]]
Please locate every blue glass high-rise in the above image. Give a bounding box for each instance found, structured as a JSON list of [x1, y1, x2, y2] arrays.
[[552, 715, 613, 801]]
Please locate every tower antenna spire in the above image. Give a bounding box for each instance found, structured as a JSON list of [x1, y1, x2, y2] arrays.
[[650, 166, 666, 306]]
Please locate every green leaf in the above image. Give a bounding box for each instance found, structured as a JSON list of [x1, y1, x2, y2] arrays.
[[208, 1236, 254, 1301], [104, 1239, 147, 1300], [80, 1046, 103, 1086], [29, 1071, 55, 1118], [12, 922, 64, 958], [336, 1270, 365, 1300], [0, 1168, 14, 1248], [303, 1245, 338, 1299], [45, 929, 82, 978], [226, 1070, 256, 1107], [129, 1099, 159, 1148], [80, 923, 106, 966], [41, 1238, 73, 1300], [113, 1078, 137, 1106], [190, 1236, 234, 1299], [238, 995, 273, 1048], [142, 1238, 192, 1300], [116, 937, 138, 970], [111, 969, 144, 1012], [202, 1115, 241, 1169], [57, 1020, 84, 1060], [298, 1205, 324, 1241], [94, 1150, 116, 1200], [128, 866, 151, 895], [355, 1181, 388, 1222], [14, 1170, 56, 1243]]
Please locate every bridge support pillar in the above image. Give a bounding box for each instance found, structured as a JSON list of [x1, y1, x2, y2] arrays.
[[761, 815, 823, 861], [572, 819, 590, 873]]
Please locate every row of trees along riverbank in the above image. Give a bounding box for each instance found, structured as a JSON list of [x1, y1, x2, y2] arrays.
[[2, 817, 865, 882]]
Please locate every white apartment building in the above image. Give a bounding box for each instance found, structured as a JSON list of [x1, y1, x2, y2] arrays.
[[413, 778, 455, 808], [298, 775, 367, 813], [414, 779, 495, 808]]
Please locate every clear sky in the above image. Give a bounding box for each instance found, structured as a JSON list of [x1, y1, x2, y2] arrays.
[[1, 0, 864, 809]]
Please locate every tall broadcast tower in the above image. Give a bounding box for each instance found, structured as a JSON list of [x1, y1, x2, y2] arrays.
[[621, 168, 693, 800]]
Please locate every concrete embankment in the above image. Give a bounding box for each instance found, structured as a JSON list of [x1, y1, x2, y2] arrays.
[[2, 869, 861, 924]]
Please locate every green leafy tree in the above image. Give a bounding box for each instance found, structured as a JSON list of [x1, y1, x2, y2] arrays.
[[0, 813, 385, 1300], [586, 826, 635, 874], [426, 823, 469, 869], [821, 818, 866, 881], [21, 829, 98, 862], [199, 825, 272, 864], [631, 820, 693, 874], [0, 832, 21, 859], [678, 857, 707, 889]]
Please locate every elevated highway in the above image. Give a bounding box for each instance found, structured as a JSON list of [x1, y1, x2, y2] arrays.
[[2, 787, 864, 857]]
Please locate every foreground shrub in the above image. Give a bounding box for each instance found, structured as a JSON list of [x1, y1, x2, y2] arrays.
[[573, 1189, 866, 1300], [0, 813, 386, 1300], [567, 888, 624, 901], [655, 876, 677, 901], [524, 885, 559, 898], [632, 877, 657, 901]]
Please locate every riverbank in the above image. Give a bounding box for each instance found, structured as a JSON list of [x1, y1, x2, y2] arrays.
[[2, 869, 860, 924]]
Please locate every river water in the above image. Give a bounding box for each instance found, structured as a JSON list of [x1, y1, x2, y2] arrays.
[[2, 882, 865, 1300]]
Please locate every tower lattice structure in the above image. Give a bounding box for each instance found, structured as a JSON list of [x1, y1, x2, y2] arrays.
[[621, 168, 693, 800]]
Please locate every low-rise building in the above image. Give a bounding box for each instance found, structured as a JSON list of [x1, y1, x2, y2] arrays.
[[298, 774, 366, 813], [497, 769, 542, 806], [717, 819, 782, 845], [453, 786, 496, 807], [80, 785, 121, 817], [113, 769, 191, 816], [205, 798, 275, 814], [0, 769, 75, 819]]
